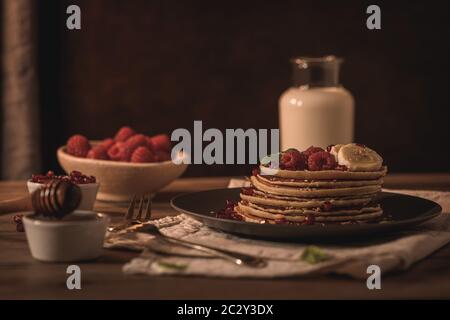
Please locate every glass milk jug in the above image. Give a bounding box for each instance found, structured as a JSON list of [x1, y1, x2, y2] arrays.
[[279, 56, 354, 151]]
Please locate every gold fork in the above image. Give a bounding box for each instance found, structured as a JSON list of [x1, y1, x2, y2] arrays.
[[107, 194, 152, 232], [107, 194, 266, 267]]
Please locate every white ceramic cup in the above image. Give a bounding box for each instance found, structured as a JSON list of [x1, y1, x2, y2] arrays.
[[27, 180, 99, 211], [23, 211, 110, 262]]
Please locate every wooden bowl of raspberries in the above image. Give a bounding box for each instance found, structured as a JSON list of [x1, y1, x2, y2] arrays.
[[57, 126, 188, 202]]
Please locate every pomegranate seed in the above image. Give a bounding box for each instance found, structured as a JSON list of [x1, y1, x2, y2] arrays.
[[241, 187, 254, 196], [302, 214, 316, 225], [16, 223, 25, 232], [30, 171, 96, 184], [322, 201, 333, 211], [13, 214, 23, 224]]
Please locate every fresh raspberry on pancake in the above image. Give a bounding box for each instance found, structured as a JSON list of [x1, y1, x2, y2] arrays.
[[114, 126, 135, 142], [307, 151, 337, 171], [66, 134, 91, 158], [303, 146, 325, 158], [280, 149, 307, 170], [252, 166, 260, 176], [107, 142, 132, 161], [87, 145, 109, 160]]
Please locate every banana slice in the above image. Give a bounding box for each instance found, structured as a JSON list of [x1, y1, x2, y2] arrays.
[[330, 144, 344, 160], [337, 144, 383, 171]]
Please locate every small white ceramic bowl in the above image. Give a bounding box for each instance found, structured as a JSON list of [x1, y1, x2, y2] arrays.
[[23, 211, 109, 262], [27, 180, 99, 211], [57, 144, 188, 202]]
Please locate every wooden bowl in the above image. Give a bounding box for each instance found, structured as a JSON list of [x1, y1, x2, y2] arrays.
[[57, 145, 188, 202]]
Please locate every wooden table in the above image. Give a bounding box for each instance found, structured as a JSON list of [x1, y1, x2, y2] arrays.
[[1, 174, 450, 299]]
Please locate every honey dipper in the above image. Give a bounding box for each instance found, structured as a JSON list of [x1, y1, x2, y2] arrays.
[[0, 180, 82, 217]]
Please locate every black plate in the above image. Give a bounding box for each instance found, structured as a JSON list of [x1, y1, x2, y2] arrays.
[[171, 188, 442, 242]]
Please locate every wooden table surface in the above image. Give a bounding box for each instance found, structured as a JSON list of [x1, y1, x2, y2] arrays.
[[1, 174, 450, 299]]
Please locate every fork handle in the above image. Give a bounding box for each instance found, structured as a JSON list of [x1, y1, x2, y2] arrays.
[[161, 236, 266, 268]]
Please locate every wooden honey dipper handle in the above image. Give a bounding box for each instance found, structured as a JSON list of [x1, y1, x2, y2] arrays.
[[0, 195, 33, 214], [0, 180, 82, 217]]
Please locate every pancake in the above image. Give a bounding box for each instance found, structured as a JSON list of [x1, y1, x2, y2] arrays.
[[251, 175, 381, 198], [241, 200, 380, 217], [260, 165, 387, 180], [257, 175, 384, 188], [238, 201, 381, 217], [235, 204, 383, 223], [240, 192, 373, 209], [252, 189, 377, 202]]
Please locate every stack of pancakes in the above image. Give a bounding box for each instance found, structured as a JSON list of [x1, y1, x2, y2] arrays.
[[235, 166, 388, 225]]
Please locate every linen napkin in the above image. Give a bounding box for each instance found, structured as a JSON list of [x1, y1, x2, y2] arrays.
[[105, 181, 450, 279]]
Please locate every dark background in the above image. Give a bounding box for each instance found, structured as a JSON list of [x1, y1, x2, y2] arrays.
[[38, 0, 450, 176]]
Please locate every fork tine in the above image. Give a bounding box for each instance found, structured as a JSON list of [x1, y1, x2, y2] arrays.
[[143, 195, 152, 221], [136, 195, 145, 221], [124, 195, 137, 221]]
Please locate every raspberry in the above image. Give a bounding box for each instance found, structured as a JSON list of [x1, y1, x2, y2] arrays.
[[302, 146, 325, 158], [130, 146, 154, 163], [66, 134, 91, 158], [100, 138, 115, 150], [145, 136, 154, 149], [307, 151, 337, 171], [280, 149, 307, 170], [107, 142, 132, 161], [125, 134, 147, 152], [87, 145, 109, 160], [154, 151, 171, 162], [149, 134, 171, 152], [114, 126, 135, 142], [252, 166, 260, 176]]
